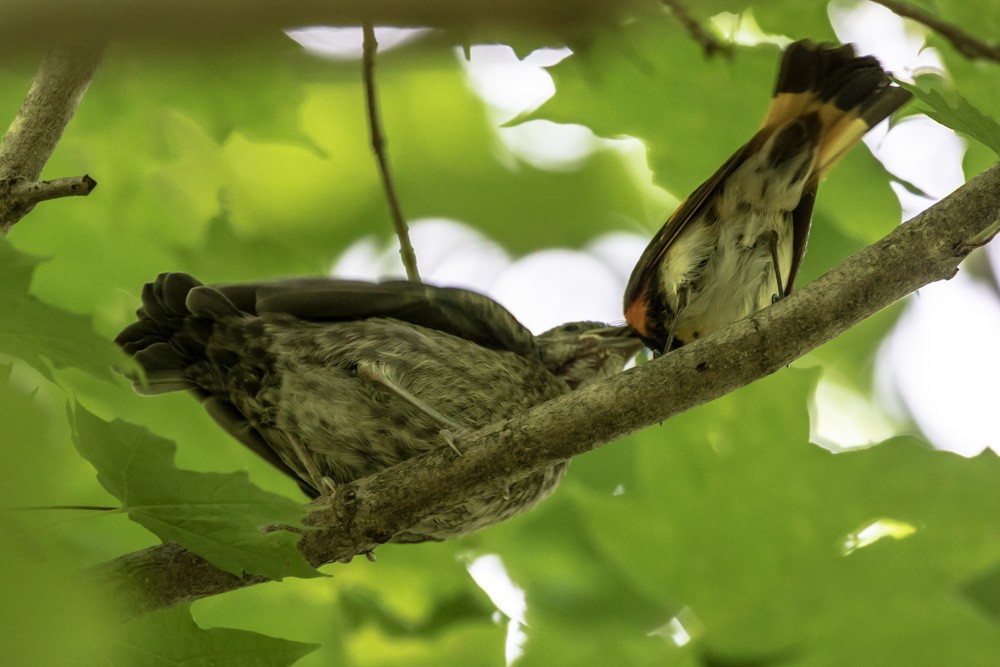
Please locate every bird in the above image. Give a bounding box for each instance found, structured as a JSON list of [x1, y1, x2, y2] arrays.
[[624, 39, 912, 353], [115, 273, 641, 543]]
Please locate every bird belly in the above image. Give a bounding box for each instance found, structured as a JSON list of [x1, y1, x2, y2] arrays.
[[670, 210, 794, 343]]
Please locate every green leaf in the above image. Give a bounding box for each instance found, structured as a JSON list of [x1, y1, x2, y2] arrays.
[[114, 605, 318, 667], [0, 376, 118, 667], [97, 38, 322, 152], [0, 236, 127, 382], [901, 78, 1000, 157], [561, 370, 1000, 664], [70, 402, 318, 580], [962, 561, 1000, 620]]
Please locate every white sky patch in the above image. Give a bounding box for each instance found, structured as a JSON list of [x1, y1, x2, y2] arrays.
[[828, 4, 1000, 456], [810, 378, 900, 451], [329, 219, 644, 333], [286, 26, 432, 60], [467, 554, 528, 666], [329, 218, 511, 293], [462, 44, 568, 121], [876, 274, 1000, 456], [647, 607, 702, 647], [461, 44, 615, 171], [829, 0, 944, 78], [491, 249, 627, 333], [842, 518, 918, 555]]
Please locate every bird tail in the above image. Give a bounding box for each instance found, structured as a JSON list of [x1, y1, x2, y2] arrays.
[[761, 40, 911, 180], [115, 272, 241, 395]]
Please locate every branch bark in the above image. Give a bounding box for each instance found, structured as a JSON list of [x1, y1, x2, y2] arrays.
[[0, 1, 643, 52], [872, 0, 1000, 64], [0, 46, 103, 233], [97, 161, 1000, 617], [661, 0, 732, 59]]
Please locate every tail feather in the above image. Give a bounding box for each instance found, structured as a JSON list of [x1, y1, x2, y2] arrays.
[[187, 285, 242, 319], [763, 39, 911, 180], [116, 272, 236, 395]]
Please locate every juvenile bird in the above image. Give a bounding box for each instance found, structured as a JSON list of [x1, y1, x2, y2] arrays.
[[116, 273, 640, 543], [624, 40, 911, 353]]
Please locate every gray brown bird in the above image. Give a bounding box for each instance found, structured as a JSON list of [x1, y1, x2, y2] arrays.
[[625, 40, 911, 353], [116, 273, 640, 543]]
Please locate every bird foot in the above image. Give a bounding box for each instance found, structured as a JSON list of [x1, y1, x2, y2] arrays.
[[441, 428, 462, 456]]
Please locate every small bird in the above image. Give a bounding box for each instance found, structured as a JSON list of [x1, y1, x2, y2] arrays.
[[116, 273, 640, 543], [624, 40, 912, 353]]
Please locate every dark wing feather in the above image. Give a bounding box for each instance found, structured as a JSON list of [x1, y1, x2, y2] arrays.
[[786, 187, 816, 295], [214, 278, 540, 359], [624, 141, 756, 307]]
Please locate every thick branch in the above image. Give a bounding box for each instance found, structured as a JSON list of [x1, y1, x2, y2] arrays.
[[0, 1, 643, 52], [98, 162, 1000, 616], [0, 47, 102, 232], [872, 0, 1000, 64]]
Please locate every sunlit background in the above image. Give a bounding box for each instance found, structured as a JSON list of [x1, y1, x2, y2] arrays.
[[283, 2, 998, 661]]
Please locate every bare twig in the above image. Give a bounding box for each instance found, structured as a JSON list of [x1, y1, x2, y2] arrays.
[[872, 0, 1000, 64], [362, 23, 421, 282], [661, 0, 732, 58], [0, 175, 97, 211], [0, 46, 103, 233], [97, 160, 1000, 616]]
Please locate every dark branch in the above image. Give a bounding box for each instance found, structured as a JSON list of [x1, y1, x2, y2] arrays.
[[97, 161, 1000, 617], [0, 46, 103, 233], [0, 1, 643, 52], [661, 0, 732, 59], [872, 0, 1000, 63], [362, 23, 421, 282]]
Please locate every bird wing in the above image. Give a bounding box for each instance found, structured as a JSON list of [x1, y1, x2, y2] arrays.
[[213, 278, 540, 359]]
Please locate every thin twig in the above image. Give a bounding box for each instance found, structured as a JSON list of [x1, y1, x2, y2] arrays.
[[362, 23, 421, 282], [872, 0, 1000, 64], [97, 160, 1000, 616], [661, 0, 732, 58]]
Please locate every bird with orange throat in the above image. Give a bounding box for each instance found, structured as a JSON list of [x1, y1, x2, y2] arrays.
[[624, 40, 911, 354]]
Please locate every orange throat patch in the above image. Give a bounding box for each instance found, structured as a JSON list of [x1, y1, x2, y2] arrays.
[[624, 296, 650, 339]]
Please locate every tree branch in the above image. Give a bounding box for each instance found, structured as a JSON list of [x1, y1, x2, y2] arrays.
[[362, 23, 420, 282], [872, 0, 1000, 64], [97, 161, 1000, 617], [0, 46, 103, 233], [661, 0, 732, 59], [0, 1, 642, 52]]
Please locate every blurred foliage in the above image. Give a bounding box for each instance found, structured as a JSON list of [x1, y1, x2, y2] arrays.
[[902, 77, 1000, 157], [899, 0, 1000, 178], [1, 1, 998, 666]]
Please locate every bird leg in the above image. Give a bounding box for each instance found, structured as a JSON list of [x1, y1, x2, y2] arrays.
[[663, 285, 689, 353], [759, 229, 784, 303], [287, 438, 338, 501], [355, 359, 464, 455], [201, 394, 336, 500]]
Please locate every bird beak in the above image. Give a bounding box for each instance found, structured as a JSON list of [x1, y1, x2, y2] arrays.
[[580, 325, 644, 350]]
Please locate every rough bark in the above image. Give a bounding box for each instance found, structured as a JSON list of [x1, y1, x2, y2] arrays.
[[0, 46, 102, 232]]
